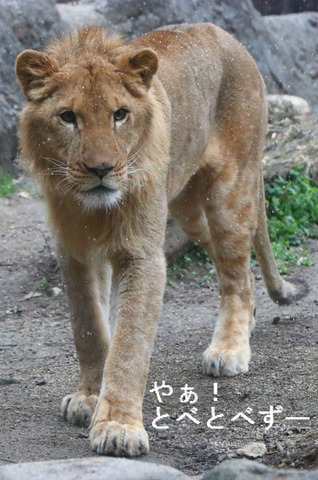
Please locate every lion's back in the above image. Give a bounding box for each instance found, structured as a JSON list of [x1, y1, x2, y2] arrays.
[[133, 23, 266, 196]]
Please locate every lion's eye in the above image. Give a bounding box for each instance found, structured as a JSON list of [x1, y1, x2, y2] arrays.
[[114, 108, 129, 122], [59, 111, 77, 124]]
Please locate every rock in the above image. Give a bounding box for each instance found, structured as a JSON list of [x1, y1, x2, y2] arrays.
[[0, 377, 21, 386], [0, 0, 64, 171], [73, 0, 286, 94], [253, 0, 318, 15], [0, 0, 63, 50], [3, 0, 318, 172], [201, 459, 318, 479], [51, 287, 62, 297], [264, 13, 318, 114], [57, 3, 106, 29], [263, 108, 318, 183], [35, 379, 47, 386], [280, 430, 318, 470], [267, 95, 312, 123], [0, 19, 23, 172], [0, 457, 190, 480], [164, 217, 191, 260], [236, 442, 267, 459], [22, 291, 42, 301], [75, 0, 314, 105]]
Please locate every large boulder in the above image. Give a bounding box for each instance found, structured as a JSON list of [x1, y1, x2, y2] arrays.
[[267, 95, 312, 122], [2, 0, 318, 172], [202, 459, 318, 480], [71, 0, 318, 112], [263, 13, 318, 114], [0, 457, 190, 480], [263, 108, 318, 184], [0, 0, 62, 50], [73, 0, 288, 94], [0, 20, 24, 172], [0, 0, 63, 171], [56, 3, 106, 29]]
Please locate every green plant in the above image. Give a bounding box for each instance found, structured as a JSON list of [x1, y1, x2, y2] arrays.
[[167, 244, 214, 282], [38, 277, 50, 293], [265, 167, 318, 272], [0, 170, 17, 197]]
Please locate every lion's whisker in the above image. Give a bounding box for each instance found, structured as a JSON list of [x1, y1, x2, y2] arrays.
[[127, 157, 139, 168], [44, 168, 67, 177], [41, 156, 65, 168], [54, 176, 70, 191], [127, 151, 141, 167]]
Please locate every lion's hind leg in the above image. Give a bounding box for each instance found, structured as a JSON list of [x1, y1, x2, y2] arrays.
[[169, 173, 215, 259], [169, 152, 258, 378], [199, 156, 259, 377]]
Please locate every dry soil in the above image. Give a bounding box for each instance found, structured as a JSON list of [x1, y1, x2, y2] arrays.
[[0, 192, 317, 476]]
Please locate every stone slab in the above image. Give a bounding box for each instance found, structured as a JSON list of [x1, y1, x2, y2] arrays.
[[0, 456, 190, 480], [202, 459, 318, 480]]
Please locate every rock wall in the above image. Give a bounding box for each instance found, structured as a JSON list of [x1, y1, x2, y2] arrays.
[[1, 0, 318, 170], [0, 0, 63, 171], [0, 0, 61, 50], [263, 13, 318, 113], [253, 0, 318, 15], [0, 20, 23, 172], [67, 0, 318, 108], [263, 96, 318, 184]]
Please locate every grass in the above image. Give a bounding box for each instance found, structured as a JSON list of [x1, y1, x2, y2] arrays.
[[167, 168, 318, 280], [167, 244, 214, 284], [38, 277, 50, 292], [0, 169, 41, 199], [0, 169, 17, 197], [265, 168, 318, 273]]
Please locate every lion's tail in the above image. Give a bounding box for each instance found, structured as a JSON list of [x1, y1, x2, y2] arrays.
[[253, 171, 309, 305]]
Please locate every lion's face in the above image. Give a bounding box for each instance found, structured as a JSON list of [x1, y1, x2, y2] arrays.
[[16, 34, 158, 210], [29, 63, 151, 211]]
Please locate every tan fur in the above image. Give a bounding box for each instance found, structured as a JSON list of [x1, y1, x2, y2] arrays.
[[16, 23, 307, 457]]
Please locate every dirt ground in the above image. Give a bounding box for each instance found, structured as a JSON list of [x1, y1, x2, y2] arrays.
[[0, 191, 317, 477]]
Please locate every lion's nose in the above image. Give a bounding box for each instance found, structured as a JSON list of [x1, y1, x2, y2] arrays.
[[84, 163, 114, 179]]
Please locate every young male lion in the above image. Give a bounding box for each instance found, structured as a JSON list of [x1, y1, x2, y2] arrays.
[[16, 23, 307, 457]]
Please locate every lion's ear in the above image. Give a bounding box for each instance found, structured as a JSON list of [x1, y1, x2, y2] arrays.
[[16, 50, 59, 99], [117, 48, 158, 89]]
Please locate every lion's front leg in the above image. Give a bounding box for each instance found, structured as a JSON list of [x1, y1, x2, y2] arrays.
[[90, 251, 166, 457], [59, 250, 111, 427]]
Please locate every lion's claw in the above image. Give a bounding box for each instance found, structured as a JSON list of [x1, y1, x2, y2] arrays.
[[203, 345, 250, 377], [90, 420, 149, 457]]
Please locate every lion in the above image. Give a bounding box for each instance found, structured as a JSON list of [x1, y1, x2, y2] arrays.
[[16, 23, 308, 457]]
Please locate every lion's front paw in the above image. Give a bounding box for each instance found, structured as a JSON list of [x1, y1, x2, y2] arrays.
[[202, 344, 250, 377], [61, 392, 98, 427], [90, 398, 148, 457], [90, 420, 149, 457]]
